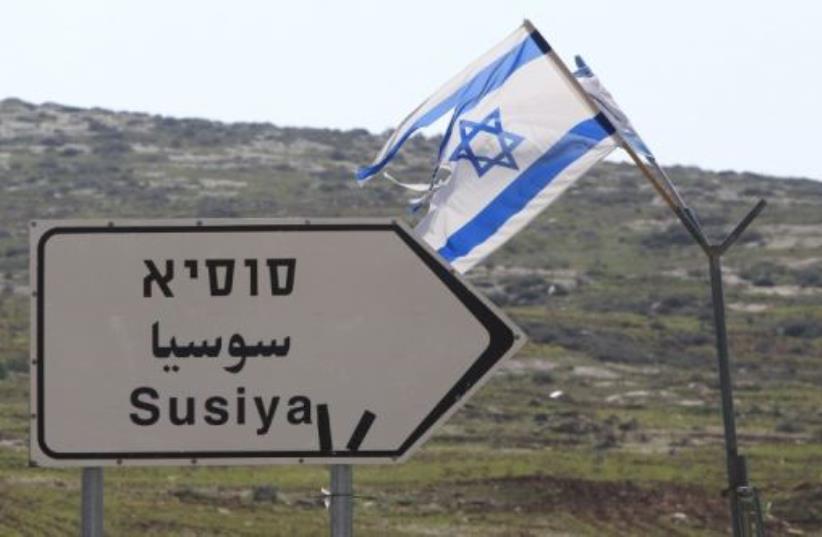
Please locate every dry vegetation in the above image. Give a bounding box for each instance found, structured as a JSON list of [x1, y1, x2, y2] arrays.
[[0, 98, 820, 535]]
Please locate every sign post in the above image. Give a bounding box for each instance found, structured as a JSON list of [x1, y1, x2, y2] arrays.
[[330, 465, 353, 537], [81, 467, 103, 537]]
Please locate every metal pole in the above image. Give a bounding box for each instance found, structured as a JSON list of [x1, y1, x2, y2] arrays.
[[543, 35, 767, 529], [708, 254, 746, 537], [81, 467, 103, 537], [329, 465, 353, 537]]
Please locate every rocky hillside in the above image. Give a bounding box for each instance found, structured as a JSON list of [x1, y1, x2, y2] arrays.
[[1, 97, 820, 283], [0, 98, 821, 535]]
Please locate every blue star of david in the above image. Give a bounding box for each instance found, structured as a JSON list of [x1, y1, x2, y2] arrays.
[[449, 108, 525, 177]]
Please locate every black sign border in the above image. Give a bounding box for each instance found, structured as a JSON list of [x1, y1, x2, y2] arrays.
[[35, 222, 515, 461]]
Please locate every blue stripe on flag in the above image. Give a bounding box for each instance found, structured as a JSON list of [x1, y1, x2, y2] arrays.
[[356, 32, 548, 182], [437, 113, 615, 264]]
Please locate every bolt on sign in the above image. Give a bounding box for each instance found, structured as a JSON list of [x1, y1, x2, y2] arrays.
[[30, 219, 525, 466]]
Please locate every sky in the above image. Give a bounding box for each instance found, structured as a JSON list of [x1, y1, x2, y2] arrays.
[[2, 0, 820, 180]]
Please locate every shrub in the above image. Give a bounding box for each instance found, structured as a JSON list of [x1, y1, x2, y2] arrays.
[[640, 224, 694, 249], [775, 419, 804, 433], [780, 321, 822, 339], [794, 267, 822, 288], [739, 262, 786, 287], [5, 352, 28, 373]]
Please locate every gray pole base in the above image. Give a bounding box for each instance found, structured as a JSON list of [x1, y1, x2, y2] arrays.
[[81, 467, 103, 537], [330, 465, 353, 537]]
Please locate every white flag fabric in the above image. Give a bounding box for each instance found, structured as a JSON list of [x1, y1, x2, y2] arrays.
[[573, 55, 686, 208], [357, 22, 618, 273], [573, 55, 654, 161]]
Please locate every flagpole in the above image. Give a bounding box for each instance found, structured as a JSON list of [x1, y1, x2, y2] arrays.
[[646, 157, 688, 208], [522, 20, 688, 222], [595, 118, 768, 537], [526, 20, 712, 249], [612, 136, 709, 244], [570, 103, 768, 537], [524, 19, 767, 535], [543, 32, 714, 248]]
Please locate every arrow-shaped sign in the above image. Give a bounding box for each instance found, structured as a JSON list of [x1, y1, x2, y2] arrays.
[[30, 219, 525, 466]]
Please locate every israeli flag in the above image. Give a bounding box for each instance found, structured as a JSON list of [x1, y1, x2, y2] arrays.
[[357, 22, 618, 273], [573, 55, 686, 209], [573, 55, 654, 161]]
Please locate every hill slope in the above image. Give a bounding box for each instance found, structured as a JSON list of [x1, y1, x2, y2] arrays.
[[0, 98, 820, 536]]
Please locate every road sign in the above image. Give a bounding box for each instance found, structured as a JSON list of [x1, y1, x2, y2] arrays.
[[30, 219, 525, 466]]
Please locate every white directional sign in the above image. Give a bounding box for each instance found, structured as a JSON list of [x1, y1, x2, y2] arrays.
[[30, 219, 525, 466]]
